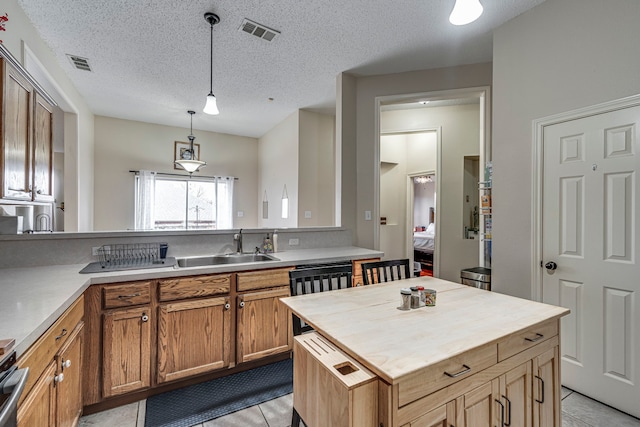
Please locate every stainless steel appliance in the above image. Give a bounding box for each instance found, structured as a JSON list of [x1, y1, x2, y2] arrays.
[[0, 352, 29, 427], [460, 267, 491, 290]]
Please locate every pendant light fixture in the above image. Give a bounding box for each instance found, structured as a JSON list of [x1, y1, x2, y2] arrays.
[[449, 0, 483, 25], [175, 110, 206, 173], [203, 12, 220, 115]]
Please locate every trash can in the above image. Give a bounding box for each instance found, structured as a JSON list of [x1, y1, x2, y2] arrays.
[[460, 267, 491, 290]]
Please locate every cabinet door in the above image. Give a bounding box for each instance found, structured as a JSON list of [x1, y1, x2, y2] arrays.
[[237, 286, 291, 364], [499, 361, 532, 427], [157, 296, 231, 384], [32, 92, 54, 201], [533, 346, 561, 427], [405, 400, 456, 427], [17, 361, 56, 427], [102, 306, 151, 397], [460, 379, 499, 427], [56, 322, 84, 427], [2, 59, 33, 200]]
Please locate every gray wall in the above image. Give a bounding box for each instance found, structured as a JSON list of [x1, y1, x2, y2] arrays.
[[492, 0, 640, 298]]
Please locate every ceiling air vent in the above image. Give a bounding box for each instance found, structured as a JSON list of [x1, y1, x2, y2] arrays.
[[239, 18, 279, 42], [66, 54, 92, 71]]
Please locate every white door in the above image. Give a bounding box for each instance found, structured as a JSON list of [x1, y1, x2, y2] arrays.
[[542, 106, 640, 417]]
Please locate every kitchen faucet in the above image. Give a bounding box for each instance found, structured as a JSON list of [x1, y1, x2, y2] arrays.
[[233, 229, 243, 253]]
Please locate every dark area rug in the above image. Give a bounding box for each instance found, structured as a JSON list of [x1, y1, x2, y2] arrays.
[[144, 359, 293, 427]]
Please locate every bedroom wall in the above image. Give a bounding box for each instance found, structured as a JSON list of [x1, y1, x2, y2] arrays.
[[414, 181, 435, 227], [492, 0, 640, 298]]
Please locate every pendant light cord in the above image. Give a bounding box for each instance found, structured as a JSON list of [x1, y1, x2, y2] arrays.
[[209, 20, 214, 95]]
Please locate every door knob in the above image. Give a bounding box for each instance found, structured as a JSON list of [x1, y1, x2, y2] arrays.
[[544, 261, 557, 271]]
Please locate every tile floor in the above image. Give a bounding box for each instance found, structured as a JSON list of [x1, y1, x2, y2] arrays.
[[79, 388, 640, 427]]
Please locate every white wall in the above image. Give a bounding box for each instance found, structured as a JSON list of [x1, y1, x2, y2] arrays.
[[380, 104, 480, 282], [3, 0, 95, 231], [93, 116, 259, 231], [415, 181, 435, 227], [492, 0, 640, 298], [298, 110, 336, 227], [259, 111, 299, 228]]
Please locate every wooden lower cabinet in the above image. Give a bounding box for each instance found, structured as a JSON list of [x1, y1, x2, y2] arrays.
[[533, 346, 561, 427], [499, 361, 533, 427], [237, 286, 291, 363], [157, 296, 231, 383], [17, 361, 56, 427], [461, 380, 500, 427], [405, 400, 457, 427], [102, 306, 151, 398], [17, 297, 84, 427]]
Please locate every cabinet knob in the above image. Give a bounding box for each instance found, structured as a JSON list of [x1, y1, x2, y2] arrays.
[[63, 359, 72, 369], [239, 301, 245, 308], [141, 314, 149, 322], [224, 303, 231, 310], [55, 373, 64, 383]]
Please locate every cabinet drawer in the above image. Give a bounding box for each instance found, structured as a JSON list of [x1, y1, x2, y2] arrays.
[[103, 282, 152, 309], [397, 342, 497, 407], [237, 268, 291, 292], [158, 274, 231, 301], [498, 319, 558, 361], [17, 294, 84, 404]]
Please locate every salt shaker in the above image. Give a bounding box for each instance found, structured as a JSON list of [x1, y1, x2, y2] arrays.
[[410, 286, 420, 309], [399, 288, 411, 310]]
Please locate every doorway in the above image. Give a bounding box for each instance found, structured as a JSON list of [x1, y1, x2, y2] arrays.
[[533, 95, 640, 418], [375, 87, 490, 282]]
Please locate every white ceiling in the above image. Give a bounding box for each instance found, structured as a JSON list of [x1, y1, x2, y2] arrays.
[[17, 0, 545, 138]]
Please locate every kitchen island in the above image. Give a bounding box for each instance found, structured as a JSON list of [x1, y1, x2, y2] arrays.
[[280, 276, 569, 427]]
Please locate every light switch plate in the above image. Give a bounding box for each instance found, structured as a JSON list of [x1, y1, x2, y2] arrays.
[[237, 211, 244, 217], [365, 210, 372, 221]]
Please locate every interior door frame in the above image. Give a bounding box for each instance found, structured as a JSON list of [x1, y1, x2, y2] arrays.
[[531, 93, 640, 301]]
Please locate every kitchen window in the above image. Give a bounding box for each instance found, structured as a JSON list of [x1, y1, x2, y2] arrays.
[[134, 172, 234, 230]]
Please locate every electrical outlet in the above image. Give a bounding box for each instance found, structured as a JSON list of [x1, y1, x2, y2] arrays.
[[289, 238, 299, 246], [92, 246, 100, 256], [365, 210, 372, 221], [304, 211, 312, 219], [237, 210, 244, 217]]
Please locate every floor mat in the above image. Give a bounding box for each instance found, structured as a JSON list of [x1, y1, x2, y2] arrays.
[[144, 358, 293, 427]]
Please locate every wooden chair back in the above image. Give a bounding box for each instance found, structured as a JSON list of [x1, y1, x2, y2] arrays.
[[361, 259, 411, 285]]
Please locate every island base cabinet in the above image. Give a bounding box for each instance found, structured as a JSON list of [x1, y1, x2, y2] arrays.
[[461, 380, 500, 427], [402, 400, 458, 427], [102, 306, 151, 398], [533, 346, 561, 427], [293, 332, 378, 427], [499, 361, 533, 427], [157, 297, 231, 384]]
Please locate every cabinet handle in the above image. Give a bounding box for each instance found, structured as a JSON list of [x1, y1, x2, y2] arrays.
[[495, 398, 505, 427], [55, 328, 68, 341], [224, 303, 231, 310], [502, 395, 511, 426], [141, 313, 149, 322], [239, 301, 245, 308], [535, 375, 545, 404], [117, 293, 141, 299], [444, 364, 471, 378], [525, 333, 544, 343]]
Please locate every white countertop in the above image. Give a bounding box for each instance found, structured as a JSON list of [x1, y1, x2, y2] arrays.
[[0, 246, 382, 365]]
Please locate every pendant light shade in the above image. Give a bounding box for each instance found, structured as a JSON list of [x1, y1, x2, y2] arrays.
[[449, 0, 483, 25], [203, 12, 221, 115], [175, 110, 206, 173], [204, 92, 219, 115]]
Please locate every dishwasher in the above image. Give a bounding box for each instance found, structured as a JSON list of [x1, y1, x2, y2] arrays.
[[0, 352, 29, 427]]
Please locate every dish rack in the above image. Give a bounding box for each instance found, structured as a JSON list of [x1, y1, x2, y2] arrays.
[[97, 243, 163, 269]]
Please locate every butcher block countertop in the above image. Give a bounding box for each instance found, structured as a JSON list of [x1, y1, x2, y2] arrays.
[[280, 276, 570, 384]]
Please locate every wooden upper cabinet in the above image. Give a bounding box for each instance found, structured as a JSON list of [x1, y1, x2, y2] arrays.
[[1, 56, 54, 202], [1, 58, 33, 200], [157, 296, 231, 384], [32, 92, 54, 201]]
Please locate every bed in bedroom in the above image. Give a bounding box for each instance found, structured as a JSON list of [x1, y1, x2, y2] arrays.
[[414, 222, 435, 271]]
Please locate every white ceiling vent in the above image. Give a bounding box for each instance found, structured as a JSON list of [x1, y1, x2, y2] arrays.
[[66, 54, 92, 71], [239, 18, 279, 42]]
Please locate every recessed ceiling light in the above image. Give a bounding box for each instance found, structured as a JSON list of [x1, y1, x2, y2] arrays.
[[268, 97, 274, 102], [419, 101, 430, 105]]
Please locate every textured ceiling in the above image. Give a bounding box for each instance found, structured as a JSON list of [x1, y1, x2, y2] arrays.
[[17, 0, 545, 138]]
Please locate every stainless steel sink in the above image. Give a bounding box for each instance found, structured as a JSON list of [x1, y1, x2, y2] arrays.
[[176, 253, 278, 268]]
